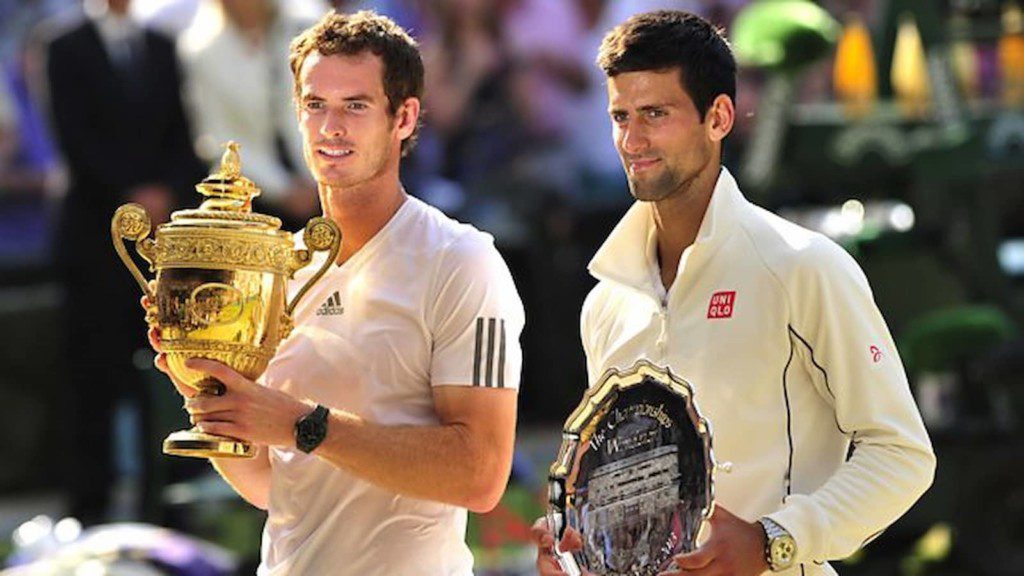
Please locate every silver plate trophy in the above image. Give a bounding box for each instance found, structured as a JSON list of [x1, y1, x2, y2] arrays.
[[547, 360, 715, 575]]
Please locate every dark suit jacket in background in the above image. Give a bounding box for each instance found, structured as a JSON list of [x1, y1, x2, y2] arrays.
[[45, 17, 205, 525]]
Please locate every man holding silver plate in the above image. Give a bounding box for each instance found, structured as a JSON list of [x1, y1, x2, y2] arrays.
[[534, 11, 935, 576]]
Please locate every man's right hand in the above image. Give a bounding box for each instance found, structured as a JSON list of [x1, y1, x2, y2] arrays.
[[531, 517, 590, 575]]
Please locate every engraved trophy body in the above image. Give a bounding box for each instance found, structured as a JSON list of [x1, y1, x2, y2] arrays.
[[547, 360, 716, 575], [111, 142, 340, 458]]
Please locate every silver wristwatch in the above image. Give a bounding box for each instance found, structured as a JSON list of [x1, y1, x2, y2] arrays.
[[758, 517, 797, 572]]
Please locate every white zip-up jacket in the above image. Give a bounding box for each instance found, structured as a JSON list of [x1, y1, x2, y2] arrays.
[[582, 168, 935, 574]]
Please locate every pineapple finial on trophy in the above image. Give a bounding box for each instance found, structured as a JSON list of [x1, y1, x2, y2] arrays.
[[221, 140, 242, 178], [196, 141, 261, 211]]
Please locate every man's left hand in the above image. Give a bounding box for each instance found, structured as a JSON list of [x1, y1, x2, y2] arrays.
[[183, 358, 310, 448], [662, 506, 769, 576]]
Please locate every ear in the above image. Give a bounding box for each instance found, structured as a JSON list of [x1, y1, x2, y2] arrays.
[[704, 94, 735, 143], [394, 97, 421, 141]]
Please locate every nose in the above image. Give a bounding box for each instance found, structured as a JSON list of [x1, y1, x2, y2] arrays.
[[320, 109, 347, 139], [619, 120, 648, 156]]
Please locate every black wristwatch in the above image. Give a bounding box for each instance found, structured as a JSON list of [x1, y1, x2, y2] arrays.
[[295, 404, 329, 453]]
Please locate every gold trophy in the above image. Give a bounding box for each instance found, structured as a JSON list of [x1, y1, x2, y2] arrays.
[[111, 142, 340, 459]]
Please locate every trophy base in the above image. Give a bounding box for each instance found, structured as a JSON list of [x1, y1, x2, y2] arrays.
[[163, 428, 255, 459]]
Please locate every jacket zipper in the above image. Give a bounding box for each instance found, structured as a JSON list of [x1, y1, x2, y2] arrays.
[[656, 296, 669, 361]]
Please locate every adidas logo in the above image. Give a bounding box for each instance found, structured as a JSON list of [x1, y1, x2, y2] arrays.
[[316, 291, 344, 316]]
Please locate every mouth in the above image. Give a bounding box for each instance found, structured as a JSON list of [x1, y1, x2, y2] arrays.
[[627, 158, 660, 174], [317, 146, 354, 159]]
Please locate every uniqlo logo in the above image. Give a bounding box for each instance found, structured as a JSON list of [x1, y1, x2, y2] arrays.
[[707, 291, 736, 319]]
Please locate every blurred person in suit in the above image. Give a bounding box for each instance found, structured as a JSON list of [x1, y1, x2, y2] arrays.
[[178, 0, 325, 231], [44, 0, 204, 525]]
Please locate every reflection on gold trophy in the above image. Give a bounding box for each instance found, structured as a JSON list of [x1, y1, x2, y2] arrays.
[[111, 142, 340, 459]]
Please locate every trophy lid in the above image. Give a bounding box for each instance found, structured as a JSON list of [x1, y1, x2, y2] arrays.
[[168, 141, 282, 231]]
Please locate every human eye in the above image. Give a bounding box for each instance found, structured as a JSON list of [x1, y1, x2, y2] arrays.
[[610, 111, 627, 123], [346, 101, 368, 112], [644, 108, 667, 119], [304, 99, 324, 111]]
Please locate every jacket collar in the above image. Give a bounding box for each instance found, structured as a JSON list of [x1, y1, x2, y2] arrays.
[[588, 166, 745, 295]]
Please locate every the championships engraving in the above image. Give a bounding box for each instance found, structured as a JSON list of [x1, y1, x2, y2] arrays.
[[547, 359, 715, 575]]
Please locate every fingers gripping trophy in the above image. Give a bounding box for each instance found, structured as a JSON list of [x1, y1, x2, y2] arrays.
[[111, 142, 340, 459]]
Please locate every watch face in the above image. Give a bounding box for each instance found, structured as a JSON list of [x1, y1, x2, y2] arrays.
[[770, 536, 796, 568], [298, 422, 316, 444], [296, 406, 327, 452]]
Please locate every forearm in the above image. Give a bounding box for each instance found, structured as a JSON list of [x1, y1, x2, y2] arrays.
[[769, 437, 935, 562], [179, 339, 520, 515], [211, 448, 273, 510], [313, 409, 511, 513]]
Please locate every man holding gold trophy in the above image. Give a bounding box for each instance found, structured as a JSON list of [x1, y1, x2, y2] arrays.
[[533, 11, 935, 576], [113, 11, 523, 575]]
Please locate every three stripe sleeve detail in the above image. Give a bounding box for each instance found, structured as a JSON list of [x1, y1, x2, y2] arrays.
[[473, 317, 507, 387]]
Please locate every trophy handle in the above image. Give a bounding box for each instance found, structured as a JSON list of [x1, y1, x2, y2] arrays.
[[112, 203, 156, 300], [287, 217, 341, 316]]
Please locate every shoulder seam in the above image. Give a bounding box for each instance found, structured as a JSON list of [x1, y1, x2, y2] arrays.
[[425, 225, 494, 330], [423, 222, 469, 332]]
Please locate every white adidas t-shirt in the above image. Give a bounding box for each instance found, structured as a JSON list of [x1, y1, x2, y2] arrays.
[[256, 196, 524, 575]]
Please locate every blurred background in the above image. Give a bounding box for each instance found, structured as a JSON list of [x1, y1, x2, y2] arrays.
[[0, 0, 1022, 573]]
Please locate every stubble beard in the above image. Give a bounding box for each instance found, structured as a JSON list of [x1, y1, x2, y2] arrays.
[[628, 164, 689, 203]]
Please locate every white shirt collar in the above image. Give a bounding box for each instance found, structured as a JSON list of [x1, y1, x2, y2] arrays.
[[91, 9, 143, 59], [589, 166, 745, 296]]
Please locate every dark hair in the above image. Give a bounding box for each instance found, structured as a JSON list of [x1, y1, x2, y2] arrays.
[[289, 10, 424, 156], [597, 10, 736, 121]]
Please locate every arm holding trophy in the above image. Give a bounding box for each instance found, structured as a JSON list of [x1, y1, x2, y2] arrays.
[[177, 231, 524, 513], [181, 361, 518, 512]]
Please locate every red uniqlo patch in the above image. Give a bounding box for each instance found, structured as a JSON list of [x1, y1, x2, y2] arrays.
[[707, 291, 736, 319]]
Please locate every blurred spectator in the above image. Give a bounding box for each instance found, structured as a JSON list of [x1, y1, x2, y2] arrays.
[[0, 55, 54, 266], [503, 0, 588, 144], [44, 0, 205, 525], [0, 73, 17, 181], [1, 0, 76, 63], [135, 0, 202, 38], [420, 0, 525, 188], [0, 1, 69, 262], [178, 0, 325, 230], [135, 0, 332, 40], [0, 47, 58, 200], [330, 0, 422, 31], [501, 0, 593, 210]]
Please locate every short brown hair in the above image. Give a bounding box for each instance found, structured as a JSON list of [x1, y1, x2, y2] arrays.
[[598, 11, 735, 121], [289, 10, 424, 156]]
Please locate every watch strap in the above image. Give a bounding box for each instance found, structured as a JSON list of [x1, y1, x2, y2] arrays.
[[295, 404, 329, 453]]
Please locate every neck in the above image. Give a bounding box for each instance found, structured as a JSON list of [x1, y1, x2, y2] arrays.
[[652, 162, 721, 290], [320, 173, 406, 265]]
